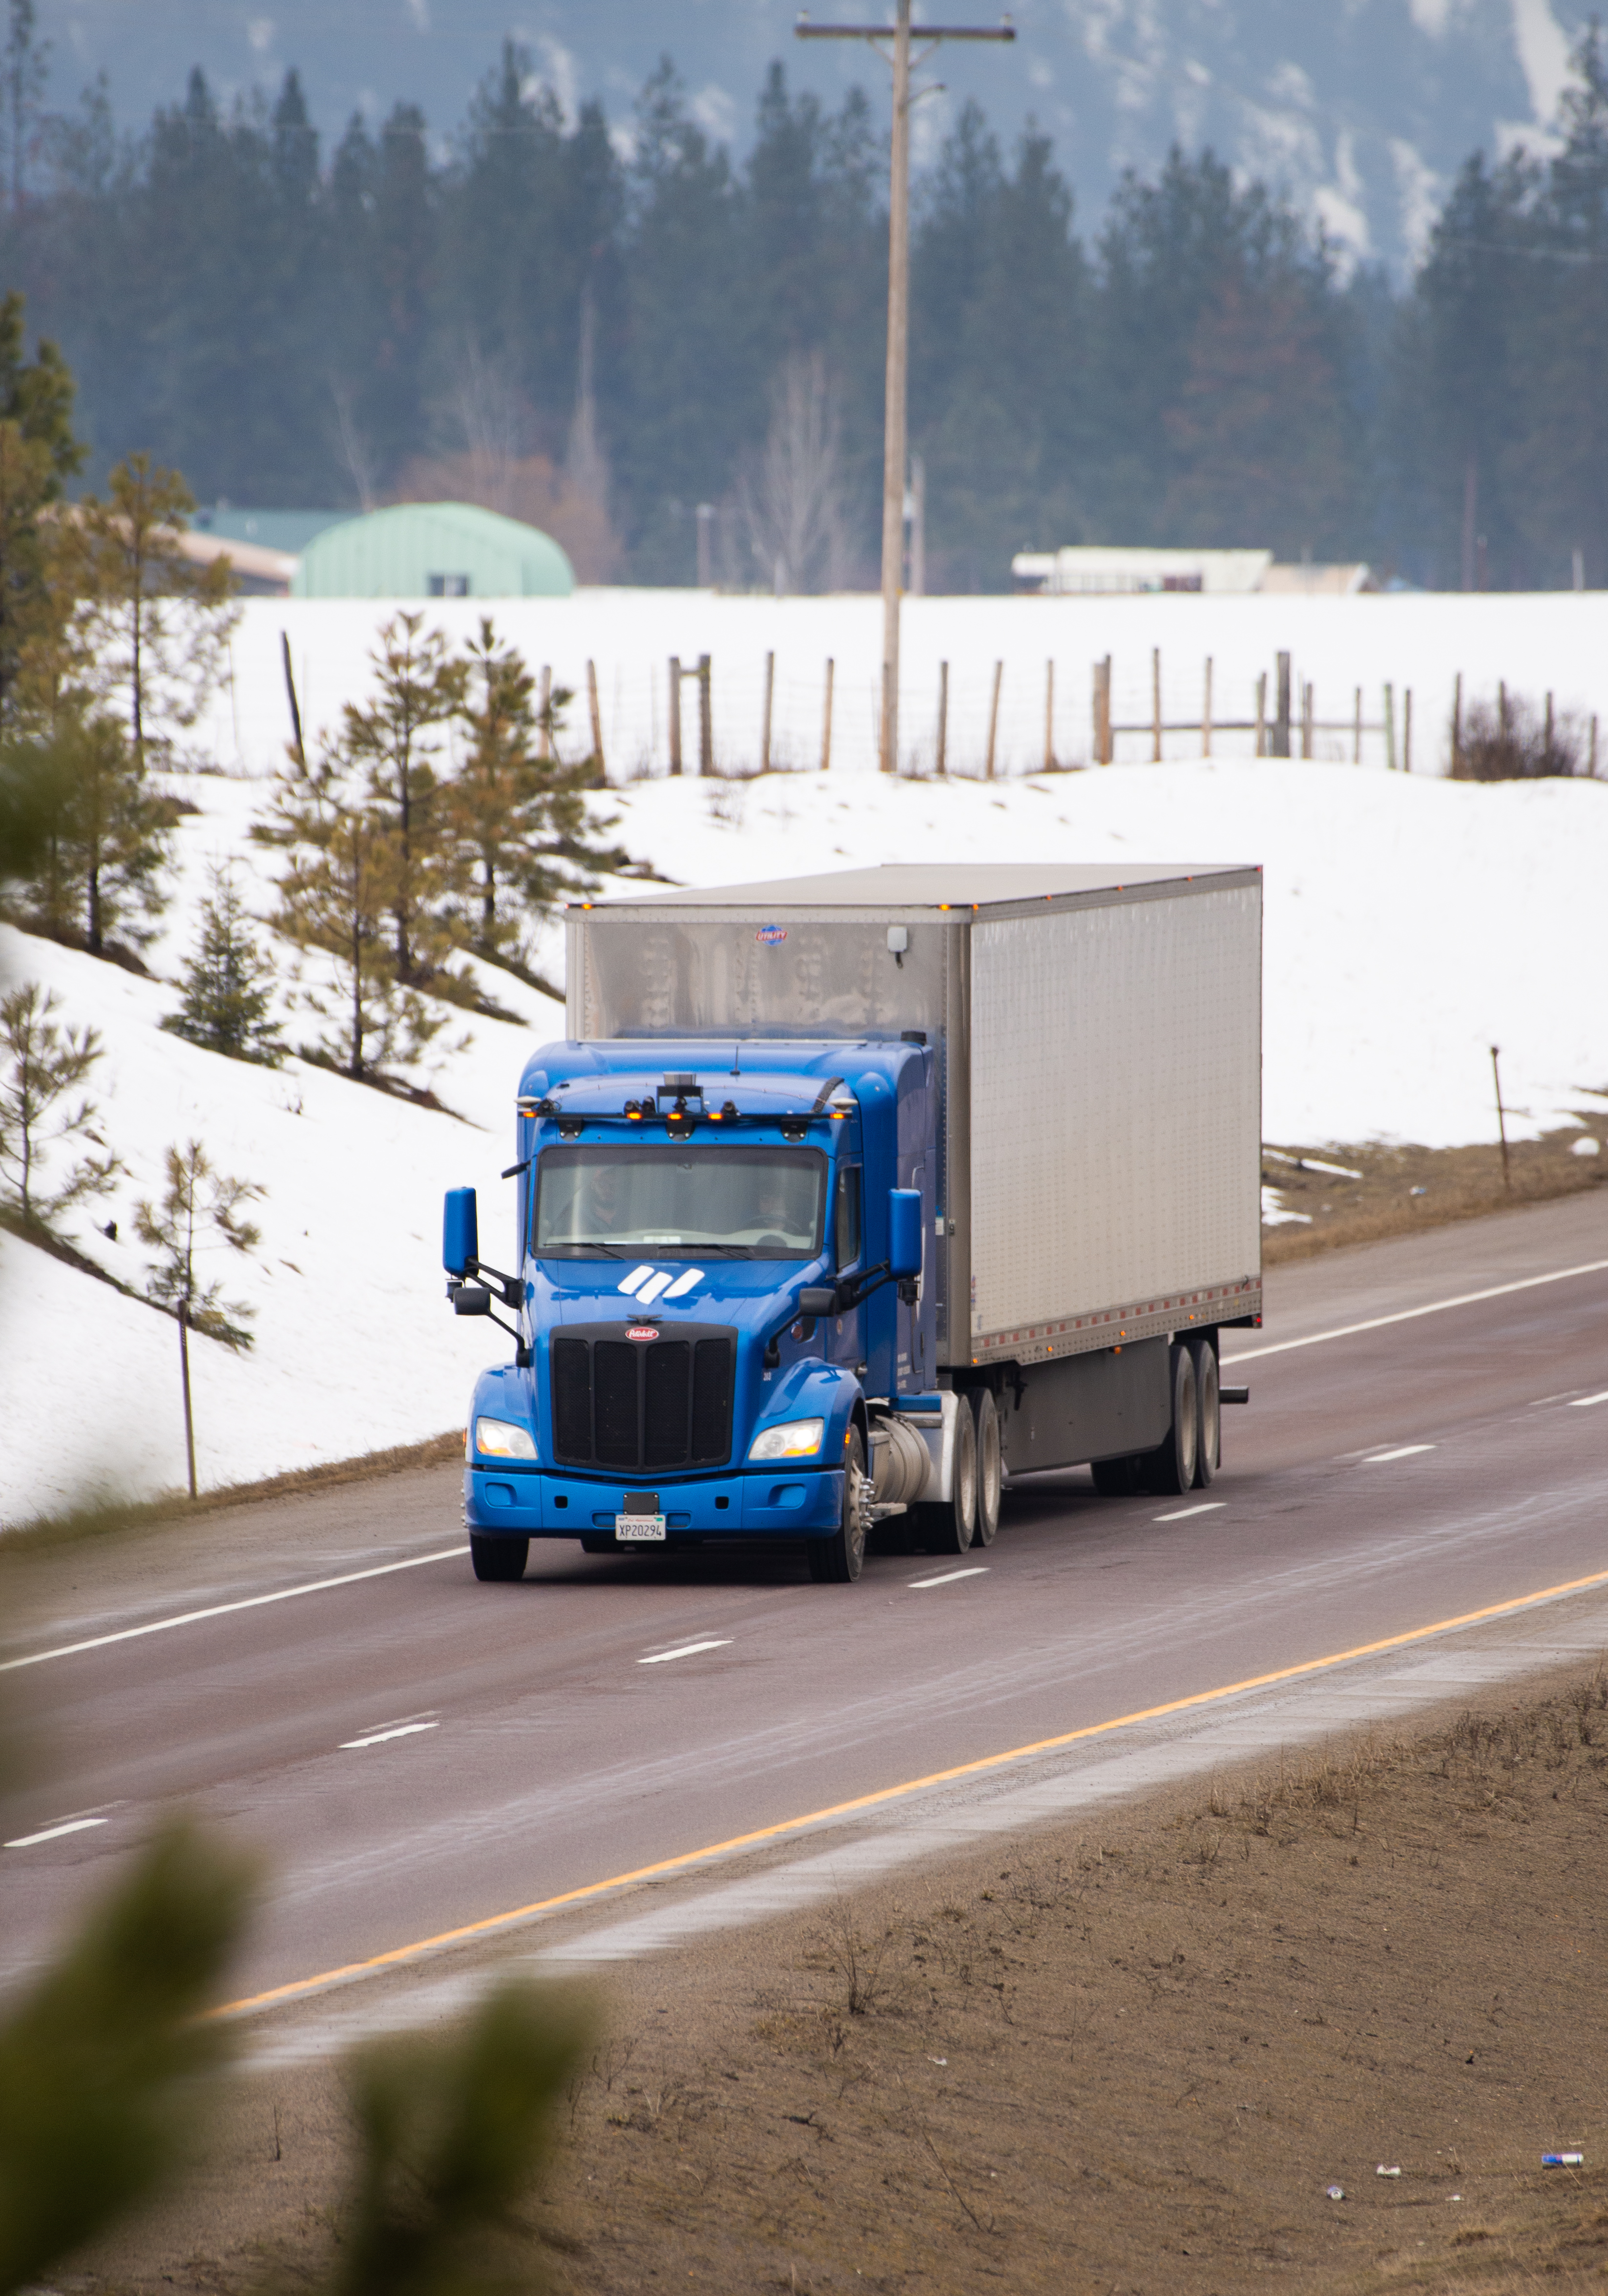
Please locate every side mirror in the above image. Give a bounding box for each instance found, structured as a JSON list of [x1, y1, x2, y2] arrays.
[[798, 1286, 836, 1318], [888, 1188, 922, 1281], [453, 1284, 492, 1317], [443, 1186, 479, 1278]]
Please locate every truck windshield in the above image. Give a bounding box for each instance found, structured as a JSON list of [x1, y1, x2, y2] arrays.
[[534, 1146, 827, 1260]]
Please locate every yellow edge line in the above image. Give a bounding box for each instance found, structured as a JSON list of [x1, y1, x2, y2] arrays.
[[217, 1563, 1608, 2020]]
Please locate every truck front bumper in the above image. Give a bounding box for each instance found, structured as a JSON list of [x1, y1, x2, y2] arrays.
[[465, 1466, 845, 1540]]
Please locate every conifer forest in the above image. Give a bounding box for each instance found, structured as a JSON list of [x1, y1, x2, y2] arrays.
[[5, 21, 1608, 592]]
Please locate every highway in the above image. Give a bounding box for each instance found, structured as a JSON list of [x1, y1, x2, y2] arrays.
[[3, 1188, 1607, 2023]]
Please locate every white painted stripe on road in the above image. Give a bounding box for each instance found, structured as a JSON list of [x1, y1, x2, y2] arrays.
[[639, 1640, 733, 1665], [5, 1816, 108, 1849], [1569, 1390, 1608, 1408], [0, 1547, 471, 1674], [1364, 1444, 1436, 1463], [1224, 1257, 1608, 1364], [341, 1722, 439, 1750], [908, 1567, 989, 1588], [1153, 1501, 1225, 1523]]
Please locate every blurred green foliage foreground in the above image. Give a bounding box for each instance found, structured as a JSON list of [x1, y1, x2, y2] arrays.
[[0, 1811, 594, 2295]]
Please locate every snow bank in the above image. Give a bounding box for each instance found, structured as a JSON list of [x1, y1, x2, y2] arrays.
[[2, 626, 1605, 1523]]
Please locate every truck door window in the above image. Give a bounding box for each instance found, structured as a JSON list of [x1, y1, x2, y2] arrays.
[[835, 1165, 861, 1271]]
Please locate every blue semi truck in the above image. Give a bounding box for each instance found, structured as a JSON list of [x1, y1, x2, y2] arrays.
[[443, 863, 1262, 1584]]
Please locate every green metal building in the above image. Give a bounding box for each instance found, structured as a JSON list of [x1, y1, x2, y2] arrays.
[[291, 502, 576, 599]]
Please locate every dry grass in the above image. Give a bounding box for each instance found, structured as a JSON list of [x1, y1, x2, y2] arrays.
[[1263, 1124, 1608, 1264]]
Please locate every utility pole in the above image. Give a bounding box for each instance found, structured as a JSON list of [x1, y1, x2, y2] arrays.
[[798, 3, 1014, 772]]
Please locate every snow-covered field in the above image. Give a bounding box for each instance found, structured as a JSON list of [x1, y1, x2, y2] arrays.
[[2, 590, 1606, 1527], [221, 589, 1608, 783]]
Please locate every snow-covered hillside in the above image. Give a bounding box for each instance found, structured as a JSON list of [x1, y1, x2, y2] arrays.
[[2, 698, 1605, 1525]]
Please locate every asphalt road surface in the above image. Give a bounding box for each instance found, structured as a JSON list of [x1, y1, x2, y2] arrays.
[[4, 1190, 1607, 2016]]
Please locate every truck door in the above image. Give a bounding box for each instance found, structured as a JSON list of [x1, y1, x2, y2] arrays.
[[829, 1161, 866, 1376]]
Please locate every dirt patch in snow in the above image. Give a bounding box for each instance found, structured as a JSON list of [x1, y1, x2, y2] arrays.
[[1264, 1124, 1608, 1264]]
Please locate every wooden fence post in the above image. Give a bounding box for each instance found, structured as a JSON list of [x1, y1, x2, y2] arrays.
[[1151, 647, 1162, 762], [668, 657, 683, 775], [697, 653, 713, 775], [1592, 713, 1599, 777], [761, 650, 774, 775], [1451, 671, 1462, 775], [820, 658, 835, 773], [1044, 659, 1055, 772], [1353, 685, 1362, 765], [1383, 683, 1396, 772], [586, 659, 605, 778], [985, 660, 1003, 780], [1273, 653, 1291, 757], [936, 661, 948, 776], [1202, 657, 1213, 758], [1093, 656, 1112, 765], [1404, 687, 1413, 774], [1255, 672, 1267, 756]]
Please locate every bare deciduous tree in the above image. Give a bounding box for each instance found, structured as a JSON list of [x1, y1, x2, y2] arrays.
[[739, 351, 847, 596]]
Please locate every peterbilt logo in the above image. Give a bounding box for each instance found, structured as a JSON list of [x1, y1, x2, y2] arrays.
[[626, 1325, 660, 1341]]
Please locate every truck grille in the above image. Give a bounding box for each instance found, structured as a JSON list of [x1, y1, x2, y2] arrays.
[[550, 1323, 736, 1473]]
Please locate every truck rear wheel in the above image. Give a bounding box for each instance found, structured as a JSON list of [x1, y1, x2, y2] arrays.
[[1191, 1338, 1220, 1488], [809, 1428, 869, 1583], [914, 1395, 978, 1554], [470, 1533, 528, 1582], [971, 1390, 1002, 1546], [1146, 1345, 1199, 1497]]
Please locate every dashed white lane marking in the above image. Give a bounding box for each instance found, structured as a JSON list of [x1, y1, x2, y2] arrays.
[[340, 1722, 440, 1750], [1, 1547, 471, 1674], [1153, 1501, 1226, 1523], [1364, 1444, 1437, 1464], [1224, 1257, 1608, 1365], [1569, 1391, 1608, 1408], [639, 1640, 733, 1665], [907, 1567, 989, 1589], [5, 1816, 108, 1849]]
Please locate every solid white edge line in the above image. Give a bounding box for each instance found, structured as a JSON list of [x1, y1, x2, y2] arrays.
[[1224, 1256, 1608, 1364], [1153, 1501, 1226, 1523], [1, 1547, 472, 1674], [340, 1721, 440, 1749], [639, 1640, 733, 1664], [1569, 1391, 1608, 1408], [907, 1567, 990, 1588], [1364, 1444, 1437, 1463], [5, 1816, 109, 1849]]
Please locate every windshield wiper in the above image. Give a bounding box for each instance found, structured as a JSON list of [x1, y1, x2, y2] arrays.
[[540, 1241, 636, 1259]]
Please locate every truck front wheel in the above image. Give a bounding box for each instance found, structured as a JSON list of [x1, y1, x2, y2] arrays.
[[809, 1429, 869, 1582], [914, 1395, 978, 1554], [470, 1533, 528, 1583]]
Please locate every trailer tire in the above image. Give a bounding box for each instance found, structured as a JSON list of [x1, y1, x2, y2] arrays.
[[1191, 1337, 1220, 1488], [914, 1393, 978, 1553], [1146, 1345, 1199, 1497], [971, 1389, 1002, 1547], [470, 1533, 528, 1582], [808, 1427, 869, 1583]]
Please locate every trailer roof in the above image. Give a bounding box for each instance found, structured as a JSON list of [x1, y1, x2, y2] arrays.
[[585, 862, 1254, 912]]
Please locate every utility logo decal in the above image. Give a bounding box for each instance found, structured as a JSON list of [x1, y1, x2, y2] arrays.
[[617, 1265, 705, 1306], [755, 924, 787, 945]]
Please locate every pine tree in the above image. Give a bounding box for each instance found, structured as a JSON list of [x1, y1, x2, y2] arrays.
[[446, 619, 628, 973], [338, 611, 464, 985], [255, 749, 448, 1083], [75, 452, 238, 774], [134, 1138, 261, 1498], [160, 862, 284, 1065], [0, 290, 88, 724], [16, 703, 172, 954], [0, 979, 121, 1226]]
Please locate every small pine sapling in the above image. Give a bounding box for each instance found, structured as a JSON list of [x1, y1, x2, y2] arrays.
[[134, 1140, 263, 1499], [0, 980, 121, 1227], [161, 862, 284, 1065]]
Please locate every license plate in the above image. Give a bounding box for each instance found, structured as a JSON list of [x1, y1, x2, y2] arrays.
[[615, 1515, 667, 1542]]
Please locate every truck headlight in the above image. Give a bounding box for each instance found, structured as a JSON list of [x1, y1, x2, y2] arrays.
[[475, 1416, 537, 1460], [748, 1417, 825, 1461]]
